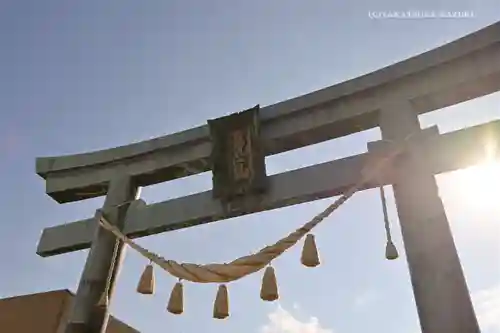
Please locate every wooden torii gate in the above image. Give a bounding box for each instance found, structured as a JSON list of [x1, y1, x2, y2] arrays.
[[36, 22, 500, 333]]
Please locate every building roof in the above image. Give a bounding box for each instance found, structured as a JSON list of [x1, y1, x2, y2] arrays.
[[0, 289, 140, 333]]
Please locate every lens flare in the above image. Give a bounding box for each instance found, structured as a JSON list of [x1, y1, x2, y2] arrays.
[[453, 139, 500, 213]]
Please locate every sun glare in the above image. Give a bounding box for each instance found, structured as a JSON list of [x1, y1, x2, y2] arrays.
[[453, 140, 500, 213]]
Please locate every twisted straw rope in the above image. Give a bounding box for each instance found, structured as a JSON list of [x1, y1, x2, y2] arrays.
[[98, 134, 414, 284]]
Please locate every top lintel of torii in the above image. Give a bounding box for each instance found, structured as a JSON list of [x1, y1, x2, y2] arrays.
[[36, 22, 500, 204]]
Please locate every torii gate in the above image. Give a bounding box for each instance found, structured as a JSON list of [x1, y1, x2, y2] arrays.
[[36, 22, 500, 333]]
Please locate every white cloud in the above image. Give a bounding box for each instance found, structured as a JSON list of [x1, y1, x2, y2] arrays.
[[260, 304, 333, 333], [473, 284, 500, 332]]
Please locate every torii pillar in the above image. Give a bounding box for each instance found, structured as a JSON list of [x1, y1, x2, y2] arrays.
[[65, 175, 140, 333], [377, 101, 480, 332]]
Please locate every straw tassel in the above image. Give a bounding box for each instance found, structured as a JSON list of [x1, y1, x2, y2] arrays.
[[301, 234, 320, 267], [213, 284, 229, 319], [260, 266, 279, 302], [97, 292, 109, 308], [137, 263, 155, 295], [379, 186, 399, 260], [167, 281, 184, 315], [385, 240, 399, 260]]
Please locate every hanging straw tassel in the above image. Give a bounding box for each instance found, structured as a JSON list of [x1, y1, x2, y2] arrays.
[[301, 234, 320, 267], [379, 186, 399, 260], [167, 280, 184, 315], [137, 262, 155, 295], [97, 292, 109, 308], [213, 284, 229, 319], [260, 266, 279, 302], [385, 240, 399, 260]]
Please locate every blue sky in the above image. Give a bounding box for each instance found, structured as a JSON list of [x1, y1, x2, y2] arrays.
[[1, 1, 499, 332]]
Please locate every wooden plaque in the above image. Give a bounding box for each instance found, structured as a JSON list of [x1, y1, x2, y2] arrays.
[[208, 105, 268, 201]]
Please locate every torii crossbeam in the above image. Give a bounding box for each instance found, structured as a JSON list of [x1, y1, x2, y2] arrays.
[[36, 22, 500, 333]]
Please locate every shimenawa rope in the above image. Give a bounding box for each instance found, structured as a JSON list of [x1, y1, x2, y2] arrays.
[[97, 133, 414, 315]]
